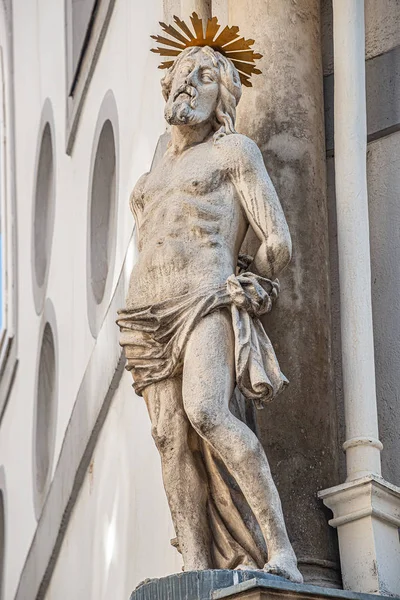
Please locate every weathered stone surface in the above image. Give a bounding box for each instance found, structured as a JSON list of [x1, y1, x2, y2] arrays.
[[118, 28, 303, 584], [227, 1, 341, 587], [212, 576, 394, 600], [130, 570, 285, 600], [130, 571, 395, 600]]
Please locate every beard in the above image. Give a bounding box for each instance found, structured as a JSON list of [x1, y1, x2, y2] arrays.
[[165, 98, 193, 125], [165, 85, 198, 125]]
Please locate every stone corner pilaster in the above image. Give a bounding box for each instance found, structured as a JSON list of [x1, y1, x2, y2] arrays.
[[318, 475, 400, 596]]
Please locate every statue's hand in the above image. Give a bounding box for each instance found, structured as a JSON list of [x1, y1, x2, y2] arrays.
[[227, 272, 280, 317]]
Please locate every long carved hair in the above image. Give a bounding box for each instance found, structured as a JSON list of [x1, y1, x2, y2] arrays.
[[161, 46, 242, 140]]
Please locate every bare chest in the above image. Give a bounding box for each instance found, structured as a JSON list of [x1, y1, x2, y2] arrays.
[[136, 146, 229, 213]]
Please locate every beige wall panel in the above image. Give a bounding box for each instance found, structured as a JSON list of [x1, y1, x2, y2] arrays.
[[322, 0, 400, 75], [367, 131, 400, 488]]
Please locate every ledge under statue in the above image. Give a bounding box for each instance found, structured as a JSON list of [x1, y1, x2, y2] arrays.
[[117, 12, 303, 596]]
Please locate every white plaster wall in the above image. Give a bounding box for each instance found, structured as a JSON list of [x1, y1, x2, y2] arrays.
[[0, 1, 167, 598], [44, 372, 182, 600]]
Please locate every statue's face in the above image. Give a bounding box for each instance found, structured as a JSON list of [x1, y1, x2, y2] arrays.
[[164, 51, 220, 126]]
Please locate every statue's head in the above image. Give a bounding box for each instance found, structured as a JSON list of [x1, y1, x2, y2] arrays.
[[162, 46, 242, 138]]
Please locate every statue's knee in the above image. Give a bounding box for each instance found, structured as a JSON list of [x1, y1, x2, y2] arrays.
[[151, 425, 176, 453], [186, 404, 222, 438]]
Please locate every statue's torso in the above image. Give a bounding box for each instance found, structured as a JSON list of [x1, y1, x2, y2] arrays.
[[127, 138, 248, 308]]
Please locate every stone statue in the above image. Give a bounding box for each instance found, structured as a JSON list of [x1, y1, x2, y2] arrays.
[[117, 14, 303, 584]]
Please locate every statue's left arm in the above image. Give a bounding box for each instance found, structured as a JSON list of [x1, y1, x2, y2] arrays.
[[226, 135, 292, 280]]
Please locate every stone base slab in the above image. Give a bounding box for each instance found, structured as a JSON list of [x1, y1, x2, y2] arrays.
[[130, 570, 287, 600], [213, 577, 395, 600], [129, 571, 396, 600]]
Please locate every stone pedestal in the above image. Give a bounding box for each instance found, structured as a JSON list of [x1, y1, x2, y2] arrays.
[[130, 570, 285, 600], [130, 572, 395, 600]]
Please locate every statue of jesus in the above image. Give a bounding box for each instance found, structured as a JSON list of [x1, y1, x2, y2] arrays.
[[117, 22, 303, 584]]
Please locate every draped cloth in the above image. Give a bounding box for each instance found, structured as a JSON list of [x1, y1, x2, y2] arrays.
[[117, 272, 288, 568], [117, 272, 288, 405]]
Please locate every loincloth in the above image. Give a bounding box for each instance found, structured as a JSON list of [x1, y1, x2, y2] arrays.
[[117, 272, 288, 407]]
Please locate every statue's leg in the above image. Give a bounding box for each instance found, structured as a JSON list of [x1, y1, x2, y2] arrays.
[[182, 310, 303, 584], [142, 377, 212, 571]]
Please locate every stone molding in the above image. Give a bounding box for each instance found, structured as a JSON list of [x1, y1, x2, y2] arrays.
[[319, 475, 400, 525], [31, 299, 59, 521], [30, 99, 56, 315], [319, 475, 400, 595], [86, 89, 119, 338], [0, 337, 17, 424], [342, 436, 383, 452], [65, 0, 116, 155], [0, 0, 18, 425]]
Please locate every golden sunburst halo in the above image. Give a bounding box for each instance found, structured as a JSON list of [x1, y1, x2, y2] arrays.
[[151, 12, 262, 88]]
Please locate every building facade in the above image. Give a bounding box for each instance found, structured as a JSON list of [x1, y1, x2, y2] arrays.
[[0, 1, 399, 599]]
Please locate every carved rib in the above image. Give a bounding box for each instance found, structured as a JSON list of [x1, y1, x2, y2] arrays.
[[231, 60, 262, 76], [214, 25, 240, 47], [221, 37, 255, 51], [159, 22, 190, 44], [225, 50, 263, 63], [151, 35, 186, 50], [190, 12, 205, 41], [205, 16, 220, 43], [173, 16, 195, 41], [240, 74, 252, 87], [152, 47, 181, 57], [160, 61, 174, 69]]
